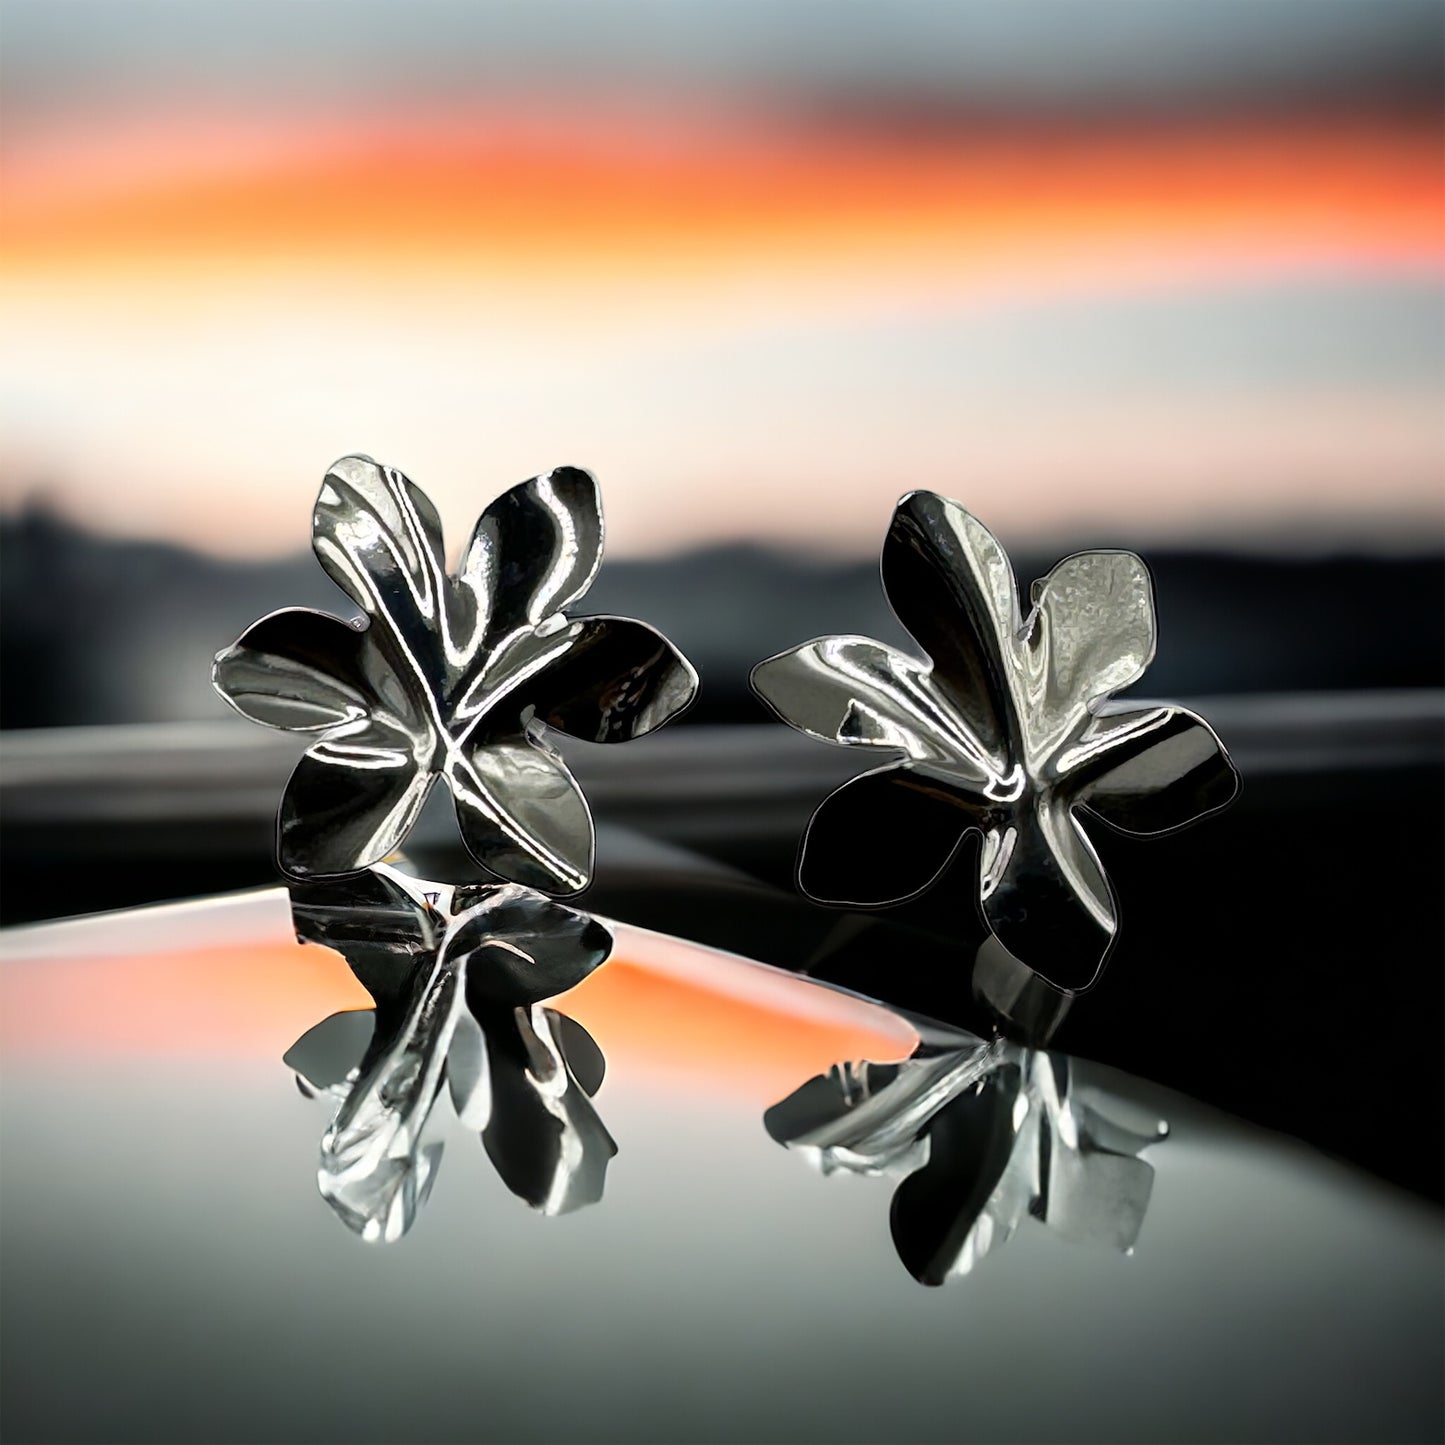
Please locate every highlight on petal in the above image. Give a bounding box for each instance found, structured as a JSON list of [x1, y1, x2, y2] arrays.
[[890, 1056, 1032, 1285], [318, 939, 466, 1243], [450, 887, 613, 1006], [530, 615, 698, 743], [1026, 551, 1156, 746], [480, 1004, 617, 1216], [288, 865, 446, 1007], [312, 455, 458, 675], [278, 720, 434, 878], [752, 635, 993, 776], [212, 606, 375, 731], [798, 764, 970, 907], [1073, 704, 1240, 836], [881, 491, 1020, 756], [446, 1010, 492, 1132], [459, 466, 604, 644], [979, 797, 1117, 993], [764, 1045, 993, 1178], [445, 736, 595, 894]]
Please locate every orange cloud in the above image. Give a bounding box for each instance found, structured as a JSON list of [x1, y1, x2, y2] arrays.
[[6, 109, 1441, 286]]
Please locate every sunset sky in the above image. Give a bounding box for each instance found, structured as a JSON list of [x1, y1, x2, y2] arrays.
[[3, 0, 1441, 560]]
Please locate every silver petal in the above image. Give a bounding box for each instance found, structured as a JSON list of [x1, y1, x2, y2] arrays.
[[796, 764, 970, 907], [882, 491, 1020, 757], [980, 798, 1117, 993], [1022, 550, 1155, 760], [531, 615, 698, 742], [213, 606, 376, 732], [752, 635, 991, 771], [450, 886, 613, 1004], [317, 928, 469, 1243], [313, 455, 463, 686], [278, 719, 434, 878], [1073, 704, 1240, 836], [480, 1004, 617, 1215], [445, 736, 595, 894], [459, 466, 604, 647]]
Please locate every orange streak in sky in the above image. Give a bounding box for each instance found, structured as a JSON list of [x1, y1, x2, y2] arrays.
[[4, 113, 1441, 279]]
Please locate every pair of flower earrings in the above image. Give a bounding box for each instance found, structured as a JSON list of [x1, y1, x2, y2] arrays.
[[213, 455, 1238, 994]]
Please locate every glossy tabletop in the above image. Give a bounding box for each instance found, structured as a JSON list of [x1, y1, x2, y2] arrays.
[[1, 892, 1440, 1444]]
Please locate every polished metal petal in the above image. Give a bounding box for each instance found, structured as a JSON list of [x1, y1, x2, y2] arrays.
[[284, 1010, 376, 1100], [278, 720, 435, 879], [753, 490, 1239, 991], [212, 454, 698, 886], [450, 884, 613, 1006], [317, 927, 470, 1243], [530, 616, 699, 743], [212, 607, 376, 731], [763, 1039, 997, 1177], [289, 864, 446, 1001], [446, 735, 595, 895], [796, 764, 968, 907], [480, 1004, 617, 1215], [313, 455, 463, 686], [882, 490, 1020, 757], [752, 636, 990, 774], [1023, 550, 1155, 759], [285, 865, 615, 1241], [1072, 704, 1238, 836], [978, 797, 1117, 986], [766, 1036, 1168, 1287], [459, 465, 604, 647]]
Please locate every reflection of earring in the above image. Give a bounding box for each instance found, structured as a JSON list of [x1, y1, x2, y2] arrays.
[[765, 1026, 1169, 1286], [752, 490, 1239, 994], [213, 454, 698, 890], [286, 865, 615, 1243]]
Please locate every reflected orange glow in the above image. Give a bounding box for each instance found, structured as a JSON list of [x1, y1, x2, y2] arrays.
[[0, 920, 914, 1097], [554, 936, 917, 1102], [0, 941, 373, 1060]]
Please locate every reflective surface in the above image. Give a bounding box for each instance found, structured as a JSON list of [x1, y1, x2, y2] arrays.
[[213, 456, 698, 890], [767, 1031, 1168, 1285], [2, 892, 1441, 1444], [285, 866, 614, 1240], [752, 491, 1239, 990]]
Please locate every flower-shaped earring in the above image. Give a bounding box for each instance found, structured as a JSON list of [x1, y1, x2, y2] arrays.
[[213, 456, 698, 890], [752, 491, 1239, 992]]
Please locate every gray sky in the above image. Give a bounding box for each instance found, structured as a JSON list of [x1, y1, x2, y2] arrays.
[[5, 0, 1440, 123]]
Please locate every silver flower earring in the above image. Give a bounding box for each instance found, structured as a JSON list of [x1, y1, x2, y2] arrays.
[[751, 490, 1239, 993], [213, 455, 698, 890]]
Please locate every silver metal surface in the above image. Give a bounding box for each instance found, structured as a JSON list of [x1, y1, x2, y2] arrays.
[[752, 490, 1239, 991], [765, 1033, 1168, 1286], [285, 864, 615, 1241], [213, 455, 698, 889]]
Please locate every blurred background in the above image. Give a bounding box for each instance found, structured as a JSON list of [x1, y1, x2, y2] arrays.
[[2, 1, 1442, 1188], [3, 0, 1442, 730]]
